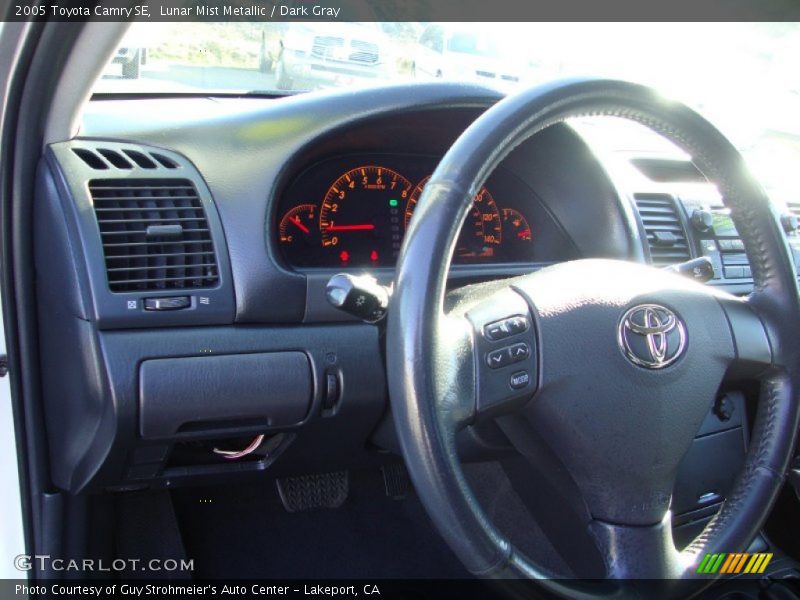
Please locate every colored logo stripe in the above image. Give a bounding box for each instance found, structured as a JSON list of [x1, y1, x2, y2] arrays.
[[696, 553, 773, 575]]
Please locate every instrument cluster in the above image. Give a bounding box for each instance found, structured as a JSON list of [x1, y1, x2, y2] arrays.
[[276, 154, 560, 269]]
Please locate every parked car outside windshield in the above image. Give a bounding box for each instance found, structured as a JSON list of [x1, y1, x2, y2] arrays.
[[95, 22, 799, 207], [414, 25, 524, 89]]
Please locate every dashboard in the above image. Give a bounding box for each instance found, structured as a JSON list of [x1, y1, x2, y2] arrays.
[[35, 82, 793, 500], [276, 154, 562, 268]]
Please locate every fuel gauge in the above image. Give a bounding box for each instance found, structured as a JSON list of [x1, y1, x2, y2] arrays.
[[502, 208, 532, 242]]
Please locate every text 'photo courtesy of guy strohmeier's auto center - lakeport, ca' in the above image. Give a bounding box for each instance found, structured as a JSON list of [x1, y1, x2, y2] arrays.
[[2, 1, 800, 599]]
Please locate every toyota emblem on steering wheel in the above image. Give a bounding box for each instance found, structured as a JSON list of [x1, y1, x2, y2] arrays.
[[618, 304, 687, 369]]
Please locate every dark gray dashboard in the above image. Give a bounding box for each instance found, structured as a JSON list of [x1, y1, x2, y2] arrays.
[[37, 82, 768, 496], [77, 83, 642, 325]]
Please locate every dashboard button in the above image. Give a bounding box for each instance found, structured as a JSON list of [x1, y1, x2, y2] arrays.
[[509, 370, 530, 390], [721, 252, 748, 265], [718, 239, 734, 251], [486, 348, 511, 369], [723, 266, 745, 279]]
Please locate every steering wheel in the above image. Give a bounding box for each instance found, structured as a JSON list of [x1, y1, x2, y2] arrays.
[[386, 79, 800, 593]]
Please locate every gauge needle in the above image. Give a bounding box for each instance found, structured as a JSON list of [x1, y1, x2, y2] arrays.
[[325, 224, 375, 232], [290, 216, 310, 234]]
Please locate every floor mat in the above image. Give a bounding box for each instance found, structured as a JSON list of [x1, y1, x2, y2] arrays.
[[171, 466, 470, 579]]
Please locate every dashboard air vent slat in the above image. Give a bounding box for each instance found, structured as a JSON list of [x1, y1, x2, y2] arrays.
[[72, 147, 177, 172], [89, 178, 219, 292], [150, 153, 179, 169], [634, 194, 691, 267], [97, 149, 133, 169], [72, 148, 108, 170], [122, 150, 158, 169]]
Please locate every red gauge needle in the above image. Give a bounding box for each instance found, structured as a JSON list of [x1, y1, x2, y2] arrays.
[[325, 224, 375, 232], [518, 230, 531, 239], [290, 216, 310, 234]]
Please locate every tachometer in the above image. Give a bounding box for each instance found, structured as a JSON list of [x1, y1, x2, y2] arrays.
[[405, 176, 502, 260], [320, 165, 413, 266]]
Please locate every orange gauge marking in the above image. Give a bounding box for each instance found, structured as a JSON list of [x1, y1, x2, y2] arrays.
[[319, 165, 413, 251], [405, 176, 502, 258], [279, 204, 317, 244], [502, 208, 533, 242]]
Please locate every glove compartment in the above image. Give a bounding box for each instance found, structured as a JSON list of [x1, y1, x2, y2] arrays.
[[139, 352, 312, 438]]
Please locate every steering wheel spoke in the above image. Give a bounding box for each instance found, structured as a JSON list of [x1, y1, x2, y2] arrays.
[[447, 284, 538, 422], [429, 313, 480, 431], [589, 512, 685, 579], [588, 514, 688, 580], [714, 295, 775, 380]]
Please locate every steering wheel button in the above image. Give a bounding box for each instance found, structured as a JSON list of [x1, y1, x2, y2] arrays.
[[509, 342, 530, 362], [484, 320, 511, 341], [507, 316, 529, 334], [509, 370, 530, 390], [486, 348, 511, 369]]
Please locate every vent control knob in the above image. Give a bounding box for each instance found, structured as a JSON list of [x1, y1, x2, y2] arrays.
[[690, 209, 713, 232], [780, 213, 798, 234], [144, 296, 191, 311]]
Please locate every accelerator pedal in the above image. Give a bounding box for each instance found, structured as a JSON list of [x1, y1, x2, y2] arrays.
[[381, 463, 410, 500], [276, 471, 349, 512]]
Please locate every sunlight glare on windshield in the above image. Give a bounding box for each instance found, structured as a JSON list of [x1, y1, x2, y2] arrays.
[[94, 21, 799, 201]]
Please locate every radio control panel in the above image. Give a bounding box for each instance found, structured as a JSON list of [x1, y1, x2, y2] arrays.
[[679, 198, 800, 286]]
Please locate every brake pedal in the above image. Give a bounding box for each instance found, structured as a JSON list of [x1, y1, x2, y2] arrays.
[[381, 463, 410, 500], [276, 471, 349, 512]]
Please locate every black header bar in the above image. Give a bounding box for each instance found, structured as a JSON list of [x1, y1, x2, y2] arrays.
[[2, 0, 800, 22]]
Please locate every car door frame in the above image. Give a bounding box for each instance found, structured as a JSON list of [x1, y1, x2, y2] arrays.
[[0, 18, 88, 579]]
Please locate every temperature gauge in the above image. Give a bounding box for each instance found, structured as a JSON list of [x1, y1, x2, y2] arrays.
[[279, 204, 319, 246]]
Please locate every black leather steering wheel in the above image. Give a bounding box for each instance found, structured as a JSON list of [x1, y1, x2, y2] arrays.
[[386, 79, 800, 593]]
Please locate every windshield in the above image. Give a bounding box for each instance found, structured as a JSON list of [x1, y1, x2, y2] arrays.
[[94, 22, 800, 200], [446, 31, 502, 57]]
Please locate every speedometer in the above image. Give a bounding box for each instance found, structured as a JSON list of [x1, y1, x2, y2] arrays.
[[319, 165, 413, 266], [405, 176, 502, 260]]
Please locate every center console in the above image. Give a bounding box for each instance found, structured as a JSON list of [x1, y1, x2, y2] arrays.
[[680, 198, 800, 288]]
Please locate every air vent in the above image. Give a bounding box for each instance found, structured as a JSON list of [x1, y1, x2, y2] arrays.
[[787, 200, 800, 219], [150, 153, 179, 169], [122, 149, 157, 169], [72, 148, 108, 170], [634, 194, 691, 266], [89, 179, 219, 292], [97, 149, 133, 169], [72, 147, 179, 171]]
